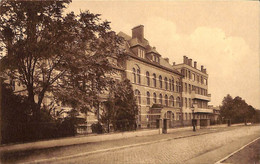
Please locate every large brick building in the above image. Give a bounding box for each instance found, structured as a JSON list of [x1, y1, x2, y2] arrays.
[[117, 25, 213, 128], [3, 24, 214, 132]]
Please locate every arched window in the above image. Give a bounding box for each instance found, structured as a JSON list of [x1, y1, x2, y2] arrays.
[[159, 94, 163, 104], [132, 68, 136, 83], [164, 77, 168, 90], [176, 97, 181, 107], [170, 96, 174, 107], [172, 113, 175, 120], [137, 68, 141, 84], [169, 79, 171, 91], [172, 79, 174, 91], [153, 73, 156, 87], [165, 94, 168, 106], [176, 81, 179, 92], [135, 89, 141, 104], [159, 75, 162, 88], [147, 92, 150, 105], [146, 71, 150, 86], [153, 92, 157, 104]]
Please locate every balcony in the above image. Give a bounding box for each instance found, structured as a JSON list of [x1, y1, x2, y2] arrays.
[[191, 91, 211, 101], [194, 108, 213, 113]]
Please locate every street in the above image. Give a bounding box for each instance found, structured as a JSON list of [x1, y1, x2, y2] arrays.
[[1, 125, 260, 164]]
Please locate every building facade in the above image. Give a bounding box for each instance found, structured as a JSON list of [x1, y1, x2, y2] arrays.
[[118, 25, 213, 128]]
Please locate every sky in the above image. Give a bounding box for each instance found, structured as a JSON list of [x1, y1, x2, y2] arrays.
[[67, 1, 259, 109]]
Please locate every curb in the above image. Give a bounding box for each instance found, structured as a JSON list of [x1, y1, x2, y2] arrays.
[[214, 136, 260, 164], [22, 131, 213, 164]]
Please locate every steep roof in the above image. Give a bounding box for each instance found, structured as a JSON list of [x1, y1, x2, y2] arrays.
[[117, 30, 181, 76]]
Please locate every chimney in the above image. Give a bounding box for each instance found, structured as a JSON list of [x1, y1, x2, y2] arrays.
[[132, 25, 144, 42], [204, 68, 207, 73], [194, 61, 197, 69], [201, 65, 204, 71], [189, 59, 192, 66], [164, 58, 169, 63], [183, 56, 186, 64], [172, 62, 175, 66]]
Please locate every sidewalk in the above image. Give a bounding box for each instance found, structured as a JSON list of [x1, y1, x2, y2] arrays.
[[0, 124, 245, 164], [0, 123, 243, 153]]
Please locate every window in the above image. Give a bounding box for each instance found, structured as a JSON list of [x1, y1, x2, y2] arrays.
[[135, 90, 141, 104], [137, 68, 141, 84], [197, 75, 199, 83], [153, 73, 156, 87], [165, 95, 168, 106], [181, 69, 185, 76], [172, 79, 175, 91], [170, 96, 174, 107], [138, 48, 145, 58], [159, 94, 163, 104], [10, 80, 15, 91], [147, 92, 150, 105], [201, 76, 203, 84], [176, 81, 179, 92], [189, 84, 191, 93], [189, 98, 191, 107], [185, 113, 188, 120], [185, 98, 187, 107], [176, 97, 181, 107], [185, 83, 187, 92], [164, 77, 168, 90], [146, 71, 150, 86], [179, 80, 182, 92], [169, 79, 172, 91], [188, 71, 191, 79], [132, 68, 136, 83], [153, 93, 157, 104], [192, 73, 195, 81], [159, 75, 162, 88]]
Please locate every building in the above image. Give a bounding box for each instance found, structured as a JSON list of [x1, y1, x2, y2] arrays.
[[118, 25, 213, 128], [2, 24, 214, 132], [173, 56, 212, 127], [118, 25, 183, 128]]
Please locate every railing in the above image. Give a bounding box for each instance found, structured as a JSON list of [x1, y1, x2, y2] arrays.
[[191, 91, 211, 101]]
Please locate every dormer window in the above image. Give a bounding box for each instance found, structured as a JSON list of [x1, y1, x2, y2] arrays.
[[152, 54, 159, 63], [138, 48, 145, 58]]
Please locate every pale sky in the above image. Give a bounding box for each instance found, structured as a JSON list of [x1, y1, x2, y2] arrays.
[[67, 1, 260, 109]]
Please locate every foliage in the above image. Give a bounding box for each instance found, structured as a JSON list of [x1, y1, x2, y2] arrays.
[[100, 79, 138, 132], [0, 82, 58, 144], [220, 94, 256, 124], [0, 0, 125, 121]]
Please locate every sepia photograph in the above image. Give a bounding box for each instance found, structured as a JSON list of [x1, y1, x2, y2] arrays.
[[0, 0, 259, 163]]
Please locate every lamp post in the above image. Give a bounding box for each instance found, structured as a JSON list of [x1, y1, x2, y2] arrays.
[[192, 108, 196, 132]]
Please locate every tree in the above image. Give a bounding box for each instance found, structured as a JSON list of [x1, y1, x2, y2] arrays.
[[220, 94, 256, 124], [0, 0, 124, 121], [220, 94, 233, 120], [101, 79, 138, 132]]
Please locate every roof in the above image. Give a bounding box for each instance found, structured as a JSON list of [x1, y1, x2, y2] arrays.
[[117, 30, 181, 76]]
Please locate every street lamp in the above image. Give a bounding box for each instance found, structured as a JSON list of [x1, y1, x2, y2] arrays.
[[192, 108, 196, 132]]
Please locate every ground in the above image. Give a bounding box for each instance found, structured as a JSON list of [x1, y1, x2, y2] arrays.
[[1, 125, 259, 164], [222, 138, 260, 164]]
